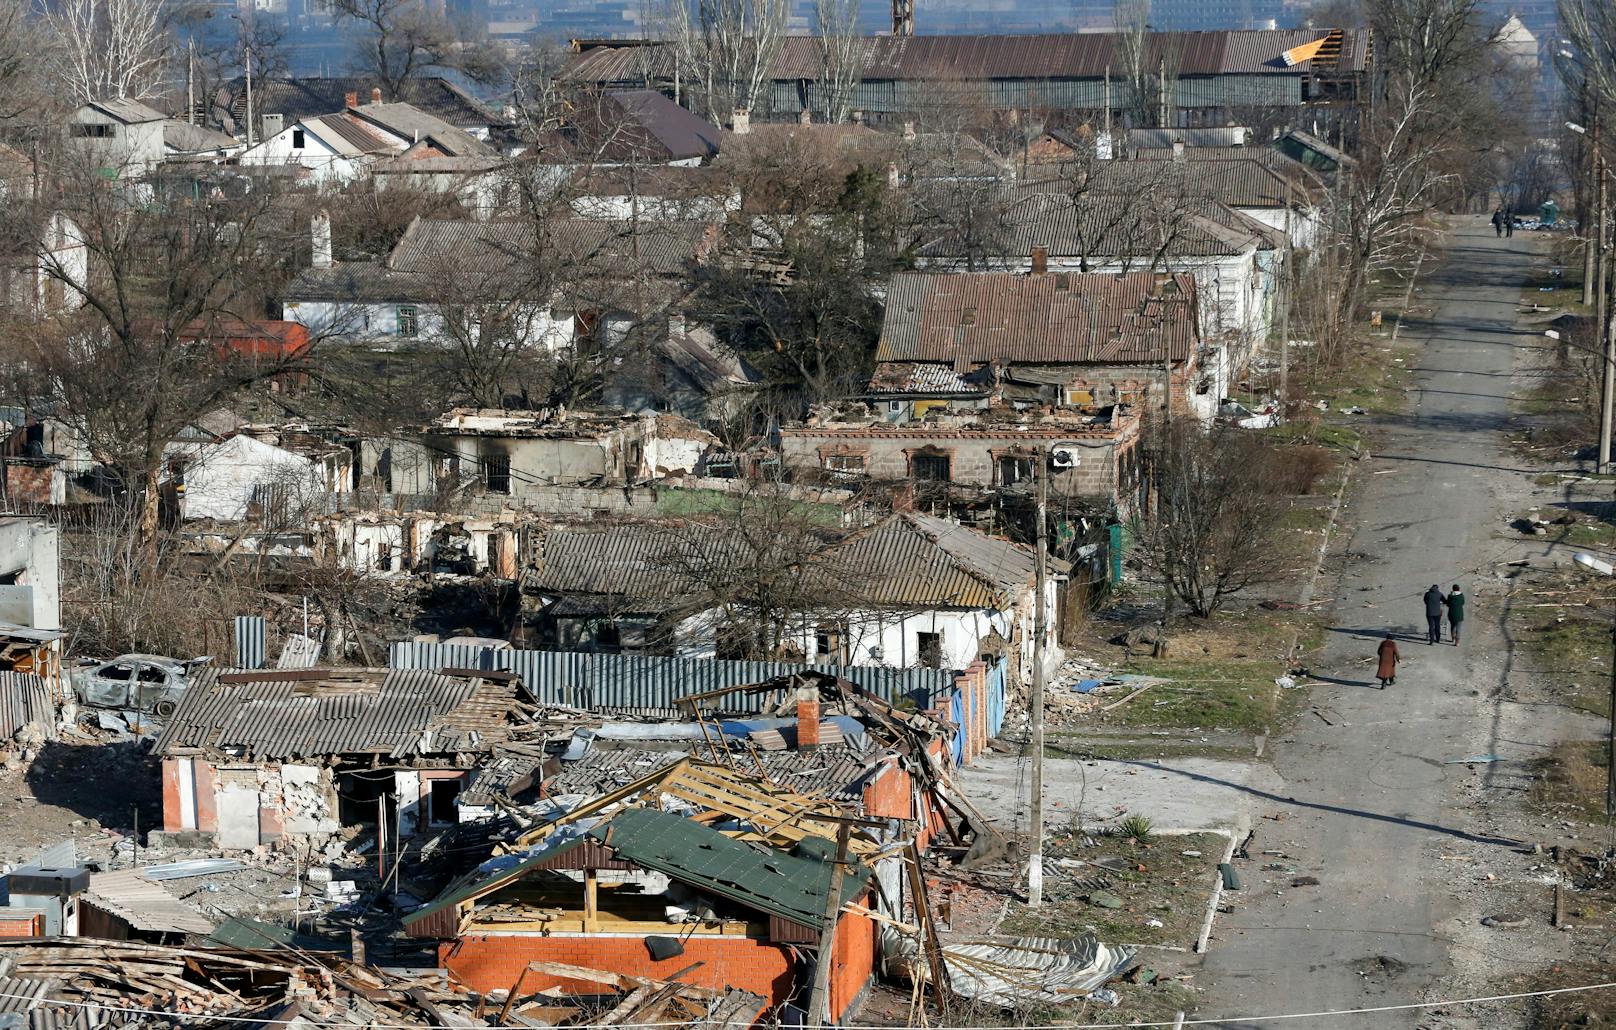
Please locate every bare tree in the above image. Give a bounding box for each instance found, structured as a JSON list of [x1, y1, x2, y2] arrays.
[[1127, 420, 1296, 618], [657, 0, 789, 126], [40, 0, 169, 103], [0, 155, 317, 565], [1115, 0, 1179, 130], [328, 0, 503, 101], [813, 0, 864, 125], [0, 0, 51, 122]]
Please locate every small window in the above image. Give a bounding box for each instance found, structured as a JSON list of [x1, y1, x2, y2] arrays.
[[70, 124, 115, 138], [917, 632, 943, 669], [825, 454, 865, 480], [377, 543, 393, 572], [396, 305, 418, 337], [291, 128, 306, 149], [483, 454, 511, 494], [911, 453, 951, 482], [815, 623, 843, 661]]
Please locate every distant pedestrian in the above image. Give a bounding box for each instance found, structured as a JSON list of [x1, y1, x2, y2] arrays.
[[1423, 584, 1445, 645], [1376, 632, 1400, 689], [1491, 210, 1504, 237], [1445, 584, 1466, 645], [1505, 210, 1515, 237]]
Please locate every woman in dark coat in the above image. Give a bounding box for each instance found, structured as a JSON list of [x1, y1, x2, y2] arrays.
[[1376, 632, 1400, 688], [1446, 585, 1466, 645]]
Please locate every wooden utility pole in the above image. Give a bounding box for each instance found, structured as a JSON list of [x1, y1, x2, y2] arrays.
[[1028, 445, 1048, 908], [807, 823, 851, 1025], [1587, 90, 1598, 308], [1598, 109, 1613, 473]]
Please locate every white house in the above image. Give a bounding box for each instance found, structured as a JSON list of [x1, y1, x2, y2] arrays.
[[68, 99, 167, 176], [236, 92, 494, 187], [165, 433, 343, 523], [523, 512, 1058, 678]]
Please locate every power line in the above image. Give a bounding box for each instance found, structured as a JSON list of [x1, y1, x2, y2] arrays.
[[0, 978, 1612, 1029]]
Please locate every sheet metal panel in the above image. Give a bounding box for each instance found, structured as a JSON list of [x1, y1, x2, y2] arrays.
[[389, 643, 954, 717], [233, 615, 265, 670]]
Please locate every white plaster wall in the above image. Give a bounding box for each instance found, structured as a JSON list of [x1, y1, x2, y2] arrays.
[[280, 764, 340, 835], [0, 518, 60, 630], [237, 124, 368, 185], [170, 434, 324, 522]]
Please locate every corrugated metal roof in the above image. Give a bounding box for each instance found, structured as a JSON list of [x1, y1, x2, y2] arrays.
[[79, 870, 215, 936], [153, 667, 532, 759], [877, 270, 1197, 365], [563, 29, 1369, 85]]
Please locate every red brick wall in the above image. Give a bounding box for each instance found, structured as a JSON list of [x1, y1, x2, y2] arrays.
[[0, 913, 42, 937], [828, 897, 876, 1021], [442, 906, 879, 1021], [862, 760, 913, 821], [441, 933, 798, 1004]]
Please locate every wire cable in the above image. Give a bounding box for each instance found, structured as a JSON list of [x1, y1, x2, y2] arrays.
[[0, 978, 1613, 1029]]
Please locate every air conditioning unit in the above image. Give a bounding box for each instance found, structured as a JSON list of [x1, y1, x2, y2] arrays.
[[1049, 445, 1081, 468]]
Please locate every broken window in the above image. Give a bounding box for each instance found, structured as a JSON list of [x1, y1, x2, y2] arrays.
[[377, 543, 393, 572], [997, 455, 1034, 486], [917, 631, 943, 668], [428, 779, 462, 825], [911, 453, 951, 482], [396, 305, 418, 338], [815, 623, 845, 663], [483, 454, 511, 494], [824, 454, 865, 480]]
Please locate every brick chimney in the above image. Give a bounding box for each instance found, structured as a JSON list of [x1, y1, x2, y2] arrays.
[[1031, 245, 1048, 275], [370, 87, 383, 104], [1172, 139, 1185, 161], [798, 108, 811, 125], [344, 91, 358, 109], [730, 108, 750, 134], [796, 685, 821, 751]]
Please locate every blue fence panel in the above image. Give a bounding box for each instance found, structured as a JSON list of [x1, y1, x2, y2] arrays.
[[986, 659, 1007, 737]]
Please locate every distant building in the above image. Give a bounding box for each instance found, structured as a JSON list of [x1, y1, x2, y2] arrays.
[[67, 99, 167, 175]]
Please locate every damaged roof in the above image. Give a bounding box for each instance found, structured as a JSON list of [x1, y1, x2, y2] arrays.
[[153, 667, 537, 760], [80, 869, 215, 936], [877, 270, 1198, 365], [409, 805, 865, 936]]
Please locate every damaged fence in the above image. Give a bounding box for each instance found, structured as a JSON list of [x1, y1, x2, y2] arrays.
[[0, 672, 56, 742], [388, 643, 1007, 766]]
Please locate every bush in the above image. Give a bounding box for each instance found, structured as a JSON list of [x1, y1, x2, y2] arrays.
[[1117, 812, 1154, 843], [1269, 444, 1334, 495]]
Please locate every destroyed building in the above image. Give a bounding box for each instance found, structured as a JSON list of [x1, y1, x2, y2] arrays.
[[152, 667, 558, 849]]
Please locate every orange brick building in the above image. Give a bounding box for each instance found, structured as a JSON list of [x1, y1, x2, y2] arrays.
[[405, 807, 879, 1022]]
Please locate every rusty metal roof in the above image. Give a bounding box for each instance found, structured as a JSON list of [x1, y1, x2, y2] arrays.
[[154, 667, 535, 760], [563, 29, 1369, 85], [878, 269, 1197, 365]]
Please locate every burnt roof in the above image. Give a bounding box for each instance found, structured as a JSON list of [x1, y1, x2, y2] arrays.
[[878, 270, 1198, 366]]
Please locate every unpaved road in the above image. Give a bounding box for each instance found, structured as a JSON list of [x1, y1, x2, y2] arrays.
[[1197, 218, 1549, 1026]]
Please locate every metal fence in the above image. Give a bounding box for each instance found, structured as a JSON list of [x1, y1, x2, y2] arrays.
[[0, 672, 56, 742], [388, 642, 958, 717]]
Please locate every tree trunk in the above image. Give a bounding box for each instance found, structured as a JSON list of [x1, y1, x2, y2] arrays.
[[138, 465, 161, 571]]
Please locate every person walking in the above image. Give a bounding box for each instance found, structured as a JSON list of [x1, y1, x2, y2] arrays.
[[1423, 584, 1445, 645], [1505, 209, 1515, 237], [1491, 209, 1504, 237], [1376, 632, 1400, 689], [1445, 584, 1466, 645]]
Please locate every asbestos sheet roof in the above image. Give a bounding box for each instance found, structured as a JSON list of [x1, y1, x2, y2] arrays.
[[590, 807, 865, 930], [525, 511, 1036, 611], [867, 361, 991, 396], [877, 270, 1198, 365], [162, 120, 243, 154], [153, 667, 534, 760], [564, 29, 1368, 84], [387, 217, 713, 279], [80, 870, 215, 936], [307, 113, 395, 156], [87, 98, 166, 124], [224, 76, 503, 131], [350, 102, 494, 157]]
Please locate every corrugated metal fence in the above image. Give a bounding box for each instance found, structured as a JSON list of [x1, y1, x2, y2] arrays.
[[0, 673, 57, 741], [388, 643, 957, 717], [234, 616, 266, 670]]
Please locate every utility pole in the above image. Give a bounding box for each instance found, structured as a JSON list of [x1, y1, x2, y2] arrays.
[[1587, 91, 1598, 308], [1598, 108, 1613, 473], [1028, 445, 1048, 908], [245, 44, 255, 149]]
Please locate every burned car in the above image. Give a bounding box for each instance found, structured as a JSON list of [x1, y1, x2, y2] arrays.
[[72, 654, 209, 718]]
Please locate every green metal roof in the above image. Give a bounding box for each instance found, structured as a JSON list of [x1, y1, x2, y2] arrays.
[[406, 809, 867, 935], [588, 808, 866, 931], [206, 917, 343, 952]]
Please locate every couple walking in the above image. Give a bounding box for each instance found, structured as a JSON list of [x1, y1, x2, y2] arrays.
[[1373, 584, 1466, 688]]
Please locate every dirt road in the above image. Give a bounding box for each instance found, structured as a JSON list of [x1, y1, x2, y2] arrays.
[[1197, 217, 1548, 1026]]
